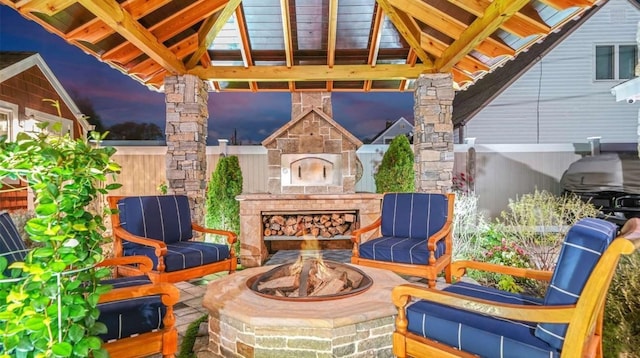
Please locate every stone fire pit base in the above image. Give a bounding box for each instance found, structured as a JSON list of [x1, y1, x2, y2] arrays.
[[202, 264, 408, 358]]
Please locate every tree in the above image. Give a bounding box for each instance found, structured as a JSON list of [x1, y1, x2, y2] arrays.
[[205, 155, 243, 254], [374, 134, 414, 193], [107, 122, 163, 140], [69, 92, 107, 133]]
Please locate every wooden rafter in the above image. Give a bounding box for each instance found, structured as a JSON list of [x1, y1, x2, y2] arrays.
[[233, 5, 257, 91], [66, 0, 170, 43], [388, 0, 514, 58], [326, 0, 339, 91], [188, 64, 432, 82], [446, 0, 550, 37], [421, 33, 489, 74], [539, 0, 594, 10], [435, 0, 530, 72], [185, 0, 241, 69], [376, 0, 433, 67], [364, 3, 384, 92], [15, 0, 75, 15], [77, 0, 185, 74], [101, 0, 227, 65], [398, 48, 418, 91], [280, 0, 295, 90], [130, 33, 198, 79]]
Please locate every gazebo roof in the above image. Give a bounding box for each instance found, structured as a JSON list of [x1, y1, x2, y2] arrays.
[[1, 0, 600, 93]]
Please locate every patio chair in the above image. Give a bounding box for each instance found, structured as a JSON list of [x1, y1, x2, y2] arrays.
[[391, 217, 638, 358], [351, 192, 455, 288], [107, 195, 237, 283], [0, 211, 180, 357]]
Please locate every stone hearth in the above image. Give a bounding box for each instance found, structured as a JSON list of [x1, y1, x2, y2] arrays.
[[237, 193, 382, 267], [202, 264, 407, 358]]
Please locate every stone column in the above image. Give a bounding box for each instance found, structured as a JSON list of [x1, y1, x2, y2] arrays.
[[413, 74, 455, 194], [165, 74, 208, 223]]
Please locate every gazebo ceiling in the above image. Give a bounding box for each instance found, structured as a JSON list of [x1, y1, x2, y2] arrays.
[[1, 0, 599, 92]]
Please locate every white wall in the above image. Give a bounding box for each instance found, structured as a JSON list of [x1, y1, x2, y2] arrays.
[[464, 0, 640, 144]]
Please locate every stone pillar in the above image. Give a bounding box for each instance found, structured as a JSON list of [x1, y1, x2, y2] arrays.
[[165, 74, 208, 223], [291, 92, 332, 118], [413, 74, 455, 194]]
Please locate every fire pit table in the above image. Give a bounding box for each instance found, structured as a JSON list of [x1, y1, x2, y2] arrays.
[[202, 263, 408, 357]]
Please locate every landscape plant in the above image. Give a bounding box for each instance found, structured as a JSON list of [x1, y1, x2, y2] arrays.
[[451, 191, 488, 260], [374, 134, 414, 193], [0, 122, 121, 357], [205, 155, 243, 253]]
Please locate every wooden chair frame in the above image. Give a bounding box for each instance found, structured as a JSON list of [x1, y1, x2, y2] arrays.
[[351, 192, 455, 287], [391, 221, 640, 358], [107, 196, 237, 283], [97, 256, 180, 358]]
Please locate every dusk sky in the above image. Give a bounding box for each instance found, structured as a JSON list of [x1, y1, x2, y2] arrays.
[[0, 6, 416, 144]]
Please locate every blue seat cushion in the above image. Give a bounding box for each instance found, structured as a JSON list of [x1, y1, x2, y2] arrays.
[[118, 196, 193, 246], [406, 282, 559, 358], [0, 212, 28, 276], [98, 293, 165, 341], [535, 218, 617, 350], [380, 193, 448, 240], [124, 241, 231, 272], [358, 237, 446, 265], [101, 275, 153, 289]]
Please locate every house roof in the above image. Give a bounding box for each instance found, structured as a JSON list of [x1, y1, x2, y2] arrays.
[[451, 0, 605, 127], [0, 51, 93, 133], [0, 0, 601, 93], [370, 116, 414, 142]]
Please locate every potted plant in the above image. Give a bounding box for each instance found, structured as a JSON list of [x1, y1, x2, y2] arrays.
[[0, 121, 121, 357]]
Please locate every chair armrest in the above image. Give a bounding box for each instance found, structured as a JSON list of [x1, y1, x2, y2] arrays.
[[113, 226, 168, 257], [451, 260, 553, 281], [426, 221, 453, 252], [99, 282, 180, 307], [351, 217, 381, 244], [392, 283, 574, 324], [98, 256, 153, 273], [192, 223, 237, 245]]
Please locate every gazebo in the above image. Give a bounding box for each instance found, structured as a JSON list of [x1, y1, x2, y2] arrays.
[[1, 0, 601, 220]]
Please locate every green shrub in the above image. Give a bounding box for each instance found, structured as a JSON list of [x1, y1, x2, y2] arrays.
[[205, 155, 243, 253], [497, 189, 599, 271], [603, 251, 640, 358], [374, 134, 414, 193], [452, 192, 489, 260]]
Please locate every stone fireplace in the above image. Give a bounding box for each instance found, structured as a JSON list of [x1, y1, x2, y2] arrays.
[[262, 92, 363, 194], [238, 92, 382, 267]]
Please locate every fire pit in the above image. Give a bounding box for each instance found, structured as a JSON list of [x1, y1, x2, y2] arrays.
[[247, 256, 372, 301], [203, 263, 408, 357]]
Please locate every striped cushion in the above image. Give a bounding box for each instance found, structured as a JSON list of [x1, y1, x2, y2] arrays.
[[101, 275, 153, 289], [535, 218, 617, 350], [358, 237, 446, 264], [118, 195, 193, 246], [406, 282, 558, 358], [124, 241, 230, 272], [380, 193, 448, 240], [98, 293, 165, 341], [0, 212, 28, 276]]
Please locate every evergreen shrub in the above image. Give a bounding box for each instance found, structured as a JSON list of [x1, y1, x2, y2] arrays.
[[374, 134, 414, 193], [205, 155, 243, 254]]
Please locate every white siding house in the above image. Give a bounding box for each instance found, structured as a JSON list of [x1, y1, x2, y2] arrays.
[[458, 0, 640, 145]]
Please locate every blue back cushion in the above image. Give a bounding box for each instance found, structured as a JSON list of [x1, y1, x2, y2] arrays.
[[118, 196, 193, 244], [535, 218, 617, 350], [0, 212, 28, 273], [380, 193, 448, 240]]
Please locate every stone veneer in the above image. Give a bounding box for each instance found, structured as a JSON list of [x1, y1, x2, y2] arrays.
[[237, 193, 382, 267], [413, 74, 455, 194], [164, 74, 208, 222], [262, 92, 363, 194], [202, 265, 407, 358]]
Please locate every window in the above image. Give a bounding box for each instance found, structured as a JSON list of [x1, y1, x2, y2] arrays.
[[0, 112, 8, 139], [595, 44, 638, 80]]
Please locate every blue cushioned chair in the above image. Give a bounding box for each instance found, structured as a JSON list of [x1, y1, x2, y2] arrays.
[[108, 195, 237, 283], [0, 211, 180, 357], [351, 192, 455, 287], [392, 217, 640, 358]]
